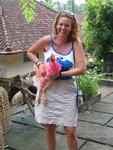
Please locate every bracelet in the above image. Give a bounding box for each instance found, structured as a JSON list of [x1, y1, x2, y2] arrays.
[[35, 61, 43, 68]]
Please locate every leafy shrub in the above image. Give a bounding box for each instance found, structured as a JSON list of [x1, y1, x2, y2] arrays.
[[83, 0, 113, 60], [94, 59, 104, 73], [78, 70, 99, 101]]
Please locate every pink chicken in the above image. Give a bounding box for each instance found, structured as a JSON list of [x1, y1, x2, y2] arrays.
[[35, 54, 61, 105]]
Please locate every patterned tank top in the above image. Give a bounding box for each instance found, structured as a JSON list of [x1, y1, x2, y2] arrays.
[[44, 35, 75, 80]]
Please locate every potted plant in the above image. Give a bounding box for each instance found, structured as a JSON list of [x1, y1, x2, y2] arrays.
[[77, 69, 101, 110]]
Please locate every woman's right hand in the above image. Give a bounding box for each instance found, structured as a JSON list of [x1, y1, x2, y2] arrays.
[[38, 63, 46, 76]]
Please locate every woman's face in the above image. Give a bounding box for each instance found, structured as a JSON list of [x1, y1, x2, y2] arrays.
[[56, 17, 72, 37]]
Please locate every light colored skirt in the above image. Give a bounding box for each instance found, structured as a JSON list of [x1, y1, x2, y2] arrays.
[[35, 79, 78, 127]]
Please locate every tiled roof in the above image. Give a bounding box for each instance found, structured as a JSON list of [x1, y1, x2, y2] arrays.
[[0, 0, 57, 54], [75, 11, 84, 41], [75, 11, 84, 25]]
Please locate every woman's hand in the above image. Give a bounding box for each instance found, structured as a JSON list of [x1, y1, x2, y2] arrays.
[[45, 74, 58, 80], [38, 63, 46, 76]]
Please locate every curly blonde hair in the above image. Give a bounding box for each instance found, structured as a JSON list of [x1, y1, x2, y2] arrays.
[[52, 12, 80, 42]]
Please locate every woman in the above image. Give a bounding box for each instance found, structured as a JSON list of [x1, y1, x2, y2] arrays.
[[27, 12, 86, 150]]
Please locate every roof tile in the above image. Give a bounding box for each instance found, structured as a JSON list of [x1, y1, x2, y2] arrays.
[[0, 0, 57, 54]]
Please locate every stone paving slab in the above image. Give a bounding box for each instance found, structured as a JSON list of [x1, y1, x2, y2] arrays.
[[99, 86, 113, 99], [101, 93, 113, 104], [5, 122, 70, 150], [79, 111, 113, 125], [107, 119, 113, 128], [10, 112, 86, 149], [4, 122, 48, 150], [92, 102, 113, 114], [11, 104, 28, 115], [77, 121, 113, 146], [8, 85, 113, 149], [80, 141, 113, 150], [11, 108, 113, 147], [11, 112, 38, 128]]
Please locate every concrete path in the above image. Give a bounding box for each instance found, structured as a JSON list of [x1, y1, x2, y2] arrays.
[[4, 86, 113, 150]]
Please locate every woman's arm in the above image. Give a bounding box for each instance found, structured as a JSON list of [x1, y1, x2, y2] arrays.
[[27, 35, 50, 64], [61, 39, 86, 77]]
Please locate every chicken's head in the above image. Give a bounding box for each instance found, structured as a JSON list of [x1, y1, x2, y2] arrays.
[[50, 54, 55, 62]]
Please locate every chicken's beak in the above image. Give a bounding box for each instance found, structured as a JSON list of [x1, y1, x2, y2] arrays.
[[50, 55, 55, 62]]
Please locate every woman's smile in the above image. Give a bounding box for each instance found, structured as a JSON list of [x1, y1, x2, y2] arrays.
[[56, 17, 72, 37]]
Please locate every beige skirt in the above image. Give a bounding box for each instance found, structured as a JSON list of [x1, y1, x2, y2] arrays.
[[35, 79, 78, 127]]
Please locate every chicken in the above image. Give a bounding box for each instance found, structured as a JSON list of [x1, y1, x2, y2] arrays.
[[35, 54, 61, 105]]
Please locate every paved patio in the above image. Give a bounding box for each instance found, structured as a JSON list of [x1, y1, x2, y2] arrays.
[[4, 86, 113, 150]]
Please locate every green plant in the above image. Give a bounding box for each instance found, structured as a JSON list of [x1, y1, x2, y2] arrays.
[[18, 0, 37, 23], [83, 0, 113, 60], [78, 70, 99, 101], [94, 59, 104, 73]]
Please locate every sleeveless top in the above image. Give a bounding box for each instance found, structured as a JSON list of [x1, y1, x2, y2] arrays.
[[44, 35, 75, 80]]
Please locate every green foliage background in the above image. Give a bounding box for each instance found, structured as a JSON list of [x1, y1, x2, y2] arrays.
[[83, 0, 113, 59], [18, 0, 37, 23], [18, 0, 81, 23]]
